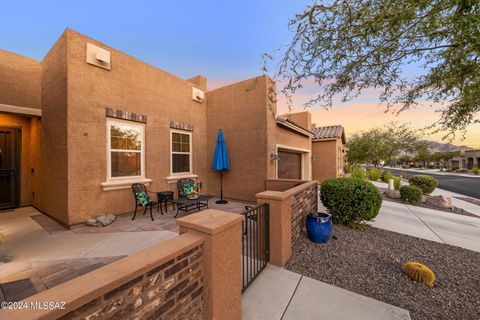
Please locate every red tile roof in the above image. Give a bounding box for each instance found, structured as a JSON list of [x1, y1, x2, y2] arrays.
[[312, 125, 345, 143]]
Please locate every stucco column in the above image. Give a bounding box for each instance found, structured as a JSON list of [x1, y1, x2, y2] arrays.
[[177, 209, 243, 320], [255, 191, 292, 266]]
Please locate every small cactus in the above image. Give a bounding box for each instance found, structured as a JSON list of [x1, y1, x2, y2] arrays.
[[402, 261, 435, 286]]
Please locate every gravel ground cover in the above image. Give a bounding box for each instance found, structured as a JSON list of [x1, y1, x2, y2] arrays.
[[378, 187, 478, 218], [285, 225, 480, 320]]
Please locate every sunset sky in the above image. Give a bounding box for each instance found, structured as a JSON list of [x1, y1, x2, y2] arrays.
[[2, 0, 478, 147]]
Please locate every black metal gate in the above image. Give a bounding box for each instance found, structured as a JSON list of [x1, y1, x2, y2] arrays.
[[241, 203, 269, 293]]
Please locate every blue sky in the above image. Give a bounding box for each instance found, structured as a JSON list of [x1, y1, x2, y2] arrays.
[[2, 0, 478, 146], [0, 0, 309, 83]]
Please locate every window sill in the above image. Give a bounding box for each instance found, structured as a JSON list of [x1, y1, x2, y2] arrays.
[[166, 174, 198, 184], [101, 177, 152, 191]]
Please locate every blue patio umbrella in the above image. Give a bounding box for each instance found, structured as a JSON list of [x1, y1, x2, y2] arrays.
[[212, 129, 230, 204]]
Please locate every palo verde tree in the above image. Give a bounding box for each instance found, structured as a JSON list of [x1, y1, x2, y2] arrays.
[[278, 0, 480, 138], [347, 122, 422, 166]]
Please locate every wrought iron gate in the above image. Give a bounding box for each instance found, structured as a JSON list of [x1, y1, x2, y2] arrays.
[[241, 203, 269, 293]]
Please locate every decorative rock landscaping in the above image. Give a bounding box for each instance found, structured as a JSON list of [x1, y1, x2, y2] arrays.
[[286, 224, 480, 320], [86, 214, 117, 227]]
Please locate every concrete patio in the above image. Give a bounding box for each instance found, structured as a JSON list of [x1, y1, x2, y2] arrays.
[[0, 197, 251, 302], [242, 265, 411, 320]]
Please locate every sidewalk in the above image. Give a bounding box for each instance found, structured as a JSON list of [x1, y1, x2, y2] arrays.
[[383, 166, 480, 178], [242, 265, 411, 320]]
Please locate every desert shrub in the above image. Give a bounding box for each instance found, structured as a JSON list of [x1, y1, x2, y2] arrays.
[[408, 175, 438, 194], [472, 167, 480, 175], [400, 185, 423, 204], [393, 176, 401, 190], [320, 178, 382, 227], [382, 170, 394, 183], [367, 167, 382, 181], [351, 166, 367, 180]]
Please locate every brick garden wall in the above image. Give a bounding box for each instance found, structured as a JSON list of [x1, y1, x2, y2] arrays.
[[60, 245, 203, 320], [291, 183, 318, 242]]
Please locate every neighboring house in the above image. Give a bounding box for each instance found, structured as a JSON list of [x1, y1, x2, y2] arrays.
[[0, 29, 316, 226], [311, 125, 347, 183], [449, 149, 480, 170]]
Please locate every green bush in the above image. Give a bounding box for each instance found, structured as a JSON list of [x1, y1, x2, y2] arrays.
[[472, 167, 480, 175], [400, 185, 423, 205], [343, 164, 352, 174], [408, 175, 438, 194], [382, 170, 394, 183], [320, 178, 382, 227], [393, 176, 401, 190], [367, 168, 382, 181], [351, 167, 367, 180]]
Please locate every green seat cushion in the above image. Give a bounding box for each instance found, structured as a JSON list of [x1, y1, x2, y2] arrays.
[[136, 191, 150, 206]]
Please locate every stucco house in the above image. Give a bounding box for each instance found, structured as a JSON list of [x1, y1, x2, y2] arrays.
[[0, 29, 320, 227], [311, 125, 347, 182], [448, 149, 480, 170]]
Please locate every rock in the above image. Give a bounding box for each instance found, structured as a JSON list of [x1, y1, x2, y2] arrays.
[[426, 195, 453, 209], [88, 214, 116, 227], [421, 195, 427, 203], [86, 219, 98, 226], [96, 214, 116, 226], [384, 190, 401, 199]]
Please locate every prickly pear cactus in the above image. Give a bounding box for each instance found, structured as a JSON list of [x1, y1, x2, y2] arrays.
[[402, 261, 435, 286]]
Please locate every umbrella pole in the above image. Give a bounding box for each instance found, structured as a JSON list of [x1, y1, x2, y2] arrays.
[[216, 170, 228, 204]]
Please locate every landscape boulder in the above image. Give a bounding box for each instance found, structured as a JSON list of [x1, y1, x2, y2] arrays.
[[384, 190, 401, 199], [426, 195, 453, 209], [86, 214, 116, 227]]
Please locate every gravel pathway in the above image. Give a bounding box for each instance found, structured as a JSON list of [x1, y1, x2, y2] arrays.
[[285, 225, 480, 320]]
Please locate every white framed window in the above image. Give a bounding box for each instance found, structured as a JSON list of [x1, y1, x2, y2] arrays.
[[106, 118, 145, 181], [170, 129, 192, 175]]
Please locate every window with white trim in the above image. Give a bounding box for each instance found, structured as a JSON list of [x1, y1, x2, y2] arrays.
[[171, 130, 192, 174], [107, 119, 145, 180]]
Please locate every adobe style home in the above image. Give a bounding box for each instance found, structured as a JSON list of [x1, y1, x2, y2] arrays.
[[0, 29, 344, 227], [311, 125, 347, 182]]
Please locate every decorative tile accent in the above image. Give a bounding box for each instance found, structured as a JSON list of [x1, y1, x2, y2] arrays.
[[106, 108, 147, 123], [170, 121, 194, 132]]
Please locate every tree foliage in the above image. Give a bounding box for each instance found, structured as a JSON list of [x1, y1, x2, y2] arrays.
[[346, 122, 421, 166], [278, 0, 480, 137]]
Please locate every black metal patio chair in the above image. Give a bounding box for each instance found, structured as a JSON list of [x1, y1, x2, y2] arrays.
[[175, 178, 210, 214], [131, 183, 160, 221]]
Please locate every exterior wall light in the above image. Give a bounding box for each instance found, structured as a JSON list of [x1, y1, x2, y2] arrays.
[[271, 153, 279, 161]]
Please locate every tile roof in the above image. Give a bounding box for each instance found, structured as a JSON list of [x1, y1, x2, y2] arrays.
[[312, 125, 345, 142], [276, 115, 314, 136]]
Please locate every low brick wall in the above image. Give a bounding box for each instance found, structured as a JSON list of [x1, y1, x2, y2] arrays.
[[61, 245, 204, 320], [291, 183, 318, 242], [256, 180, 318, 266], [2, 233, 205, 320]]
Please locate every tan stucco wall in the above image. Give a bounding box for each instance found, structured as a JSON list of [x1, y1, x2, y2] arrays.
[[0, 50, 41, 109], [312, 138, 344, 183], [285, 111, 311, 131], [34, 31, 69, 224], [206, 76, 269, 202], [65, 30, 209, 224], [267, 101, 312, 180]]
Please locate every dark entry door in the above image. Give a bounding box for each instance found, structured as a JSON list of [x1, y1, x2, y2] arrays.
[[0, 127, 20, 209], [278, 150, 302, 180]]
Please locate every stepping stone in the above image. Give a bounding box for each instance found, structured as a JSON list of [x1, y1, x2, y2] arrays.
[[1, 278, 38, 302]]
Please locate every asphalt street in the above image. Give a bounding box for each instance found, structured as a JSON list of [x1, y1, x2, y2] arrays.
[[386, 169, 480, 199]]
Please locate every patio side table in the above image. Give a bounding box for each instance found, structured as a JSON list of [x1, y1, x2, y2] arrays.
[[157, 191, 174, 214]]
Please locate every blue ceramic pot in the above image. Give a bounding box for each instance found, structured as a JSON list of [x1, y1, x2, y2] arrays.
[[306, 212, 332, 244]]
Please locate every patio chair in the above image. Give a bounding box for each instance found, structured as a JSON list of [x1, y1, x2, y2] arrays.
[[131, 183, 160, 221], [176, 178, 209, 213]]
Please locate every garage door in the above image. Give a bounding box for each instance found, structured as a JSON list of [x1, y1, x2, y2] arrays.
[[278, 150, 302, 180]]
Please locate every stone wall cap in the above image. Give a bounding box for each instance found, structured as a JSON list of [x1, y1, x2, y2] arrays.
[[257, 180, 318, 200], [0, 233, 204, 320], [176, 209, 244, 235]]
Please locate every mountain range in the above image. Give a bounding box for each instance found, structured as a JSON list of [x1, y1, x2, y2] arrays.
[[423, 140, 473, 153]]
